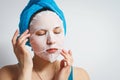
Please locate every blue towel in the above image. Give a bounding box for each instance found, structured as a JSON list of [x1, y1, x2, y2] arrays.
[[19, 0, 66, 46]]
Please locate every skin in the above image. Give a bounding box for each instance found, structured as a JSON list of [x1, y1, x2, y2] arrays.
[[0, 11, 90, 80], [0, 30, 90, 80]]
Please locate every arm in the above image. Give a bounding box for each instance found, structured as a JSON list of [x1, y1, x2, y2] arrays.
[[11, 29, 33, 80]]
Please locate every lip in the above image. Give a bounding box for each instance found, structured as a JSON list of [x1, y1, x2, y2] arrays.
[[46, 48, 58, 53]]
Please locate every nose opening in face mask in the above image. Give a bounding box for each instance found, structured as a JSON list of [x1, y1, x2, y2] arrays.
[[46, 32, 55, 45], [47, 40, 55, 45]]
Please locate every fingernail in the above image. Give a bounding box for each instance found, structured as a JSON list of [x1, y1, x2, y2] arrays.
[[69, 50, 71, 53], [26, 29, 29, 32]]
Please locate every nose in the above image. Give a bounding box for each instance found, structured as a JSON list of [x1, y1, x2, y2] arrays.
[[46, 33, 55, 45]]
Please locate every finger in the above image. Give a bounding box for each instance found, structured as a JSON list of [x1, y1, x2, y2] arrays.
[[19, 29, 29, 39], [62, 49, 68, 55], [62, 59, 72, 67], [17, 33, 30, 45], [60, 59, 67, 68], [68, 50, 72, 56], [62, 49, 72, 57], [21, 38, 28, 46], [60, 59, 65, 70], [12, 29, 19, 46], [61, 49, 73, 65], [61, 50, 67, 59], [61, 49, 72, 59]]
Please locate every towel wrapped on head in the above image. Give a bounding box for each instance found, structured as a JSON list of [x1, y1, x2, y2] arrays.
[[19, 0, 66, 46]]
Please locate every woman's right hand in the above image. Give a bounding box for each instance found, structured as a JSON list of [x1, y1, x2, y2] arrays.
[[54, 50, 73, 80], [12, 29, 33, 70]]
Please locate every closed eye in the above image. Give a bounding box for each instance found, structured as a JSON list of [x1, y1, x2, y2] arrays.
[[53, 27, 62, 34], [35, 29, 47, 36]]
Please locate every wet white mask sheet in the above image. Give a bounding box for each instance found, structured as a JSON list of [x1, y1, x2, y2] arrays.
[[29, 11, 65, 63]]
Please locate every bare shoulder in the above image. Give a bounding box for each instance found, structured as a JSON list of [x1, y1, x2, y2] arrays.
[[0, 64, 19, 80], [73, 66, 90, 80]]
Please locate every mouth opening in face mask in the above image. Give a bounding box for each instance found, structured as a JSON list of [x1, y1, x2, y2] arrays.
[[34, 49, 62, 63], [46, 48, 58, 53]]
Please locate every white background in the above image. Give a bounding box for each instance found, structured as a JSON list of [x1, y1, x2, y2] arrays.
[[0, 0, 120, 80]]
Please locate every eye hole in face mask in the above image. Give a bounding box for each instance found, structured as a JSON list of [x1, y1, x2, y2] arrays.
[[53, 27, 62, 34], [35, 29, 47, 36]]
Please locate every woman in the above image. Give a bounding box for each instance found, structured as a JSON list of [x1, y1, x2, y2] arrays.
[[0, 0, 90, 80]]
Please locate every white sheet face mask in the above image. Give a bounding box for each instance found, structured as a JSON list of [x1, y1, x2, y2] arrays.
[[29, 11, 65, 63]]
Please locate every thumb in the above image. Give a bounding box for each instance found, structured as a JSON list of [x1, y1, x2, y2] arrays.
[[60, 60, 65, 70], [60, 59, 69, 70]]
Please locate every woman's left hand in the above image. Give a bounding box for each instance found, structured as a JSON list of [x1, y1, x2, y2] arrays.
[[54, 49, 73, 80]]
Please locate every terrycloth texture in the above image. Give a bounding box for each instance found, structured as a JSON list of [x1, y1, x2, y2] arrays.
[[19, 0, 66, 46]]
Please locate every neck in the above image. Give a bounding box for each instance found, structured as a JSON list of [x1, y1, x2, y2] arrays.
[[32, 55, 60, 80], [32, 54, 59, 72]]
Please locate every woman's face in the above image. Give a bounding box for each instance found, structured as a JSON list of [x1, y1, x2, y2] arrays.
[[29, 11, 65, 62]]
